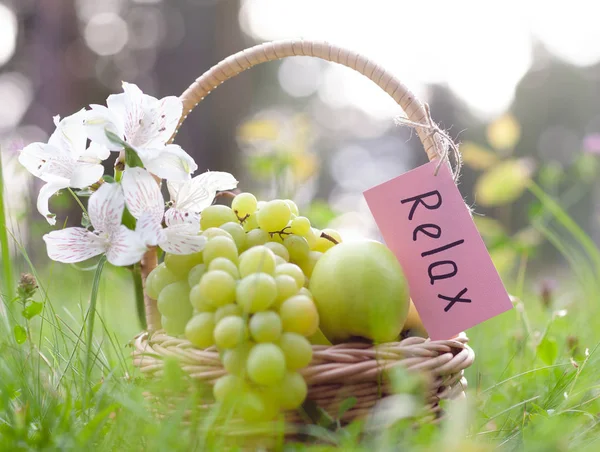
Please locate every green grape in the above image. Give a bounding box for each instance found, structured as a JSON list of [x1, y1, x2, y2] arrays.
[[187, 264, 206, 287], [256, 389, 280, 421], [214, 315, 247, 349], [274, 256, 287, 266], [201, 227, 234, 241], [157, 281, 192, 318], [297, 251, 322, 278], [290, 216, 311, 236], [305, 228, 318, 249], [283, 234, 310, 263], [275, 263, 304, 289], [279, 295, 319, 336], [238, 390, 278, 422], [264, 242, 289, 261], [322, 228, 342, 243], [220, 222, 246, 250], [238, 246, 276, 277], [242, 214, 259, 232], [274, 275, 299, 307], [284, 199, 299, 216], [200, 205, 237, 230], [162, 315, 189, 337], [213, 374, 247, 404], [214, 303, 242, 323], [185, 312, 216, 348], [246, 343, 286, 386], [245, 228, 269, 248], [314, 236, 336, 253], [269, 233, 284, 244], [203, 236, 239, 265], [279, 332, 312, 370], [164, 252, 203, 276], [208, 257, 240, 279], [189, 283, 216, 312], [222, 342, 253, 375], [256, 200, 291, 232], [298, 287, 313, 298], [232, 192, 258, 218], [249, 311, 282, 343], [277, 372, 307, 410], [198, 270, 236, 307], [147, 263, 178, 299], [236, 273, 277, 313]]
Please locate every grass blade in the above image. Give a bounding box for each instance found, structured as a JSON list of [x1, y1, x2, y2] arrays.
[[0, 150, 15, 320], [83, 254, 107, 412]]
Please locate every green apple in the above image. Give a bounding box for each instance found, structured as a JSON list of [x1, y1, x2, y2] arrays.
[[309, 240, 410, 343]]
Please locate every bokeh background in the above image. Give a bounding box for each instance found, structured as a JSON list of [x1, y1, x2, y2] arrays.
[[2, 0, 600, 314]]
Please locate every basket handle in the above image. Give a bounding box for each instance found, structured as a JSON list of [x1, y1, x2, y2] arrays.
[[173, 39, 445, 161], [145, 39, 448, 333]]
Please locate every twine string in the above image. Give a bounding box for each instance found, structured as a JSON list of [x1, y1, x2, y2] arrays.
[[394, 103, 462, 182]]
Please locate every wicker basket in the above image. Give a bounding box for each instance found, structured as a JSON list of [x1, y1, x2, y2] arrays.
[[131, 39, 475, 427]]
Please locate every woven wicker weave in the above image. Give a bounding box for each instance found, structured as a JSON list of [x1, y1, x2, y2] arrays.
[[131, 38, 475, 425]]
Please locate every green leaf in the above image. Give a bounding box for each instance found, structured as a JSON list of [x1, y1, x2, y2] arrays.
[[22, 301, 43, 320], [537, 336, 558, 365], [105, 130, 127, 148], [14, 325, 27, 344], [124, 147, 144, 168], [337, 397, 357, 420], [474, 159, 534, 207]]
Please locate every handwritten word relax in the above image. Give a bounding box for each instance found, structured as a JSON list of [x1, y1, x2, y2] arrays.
[[401, 190, 471, 312]]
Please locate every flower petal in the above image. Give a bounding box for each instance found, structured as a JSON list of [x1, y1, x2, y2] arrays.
[[168, 170, 238, 212], [88, 181, 124, 233], [80, 141, 111, 162], [135, 211, 165, 246], [105, 225, 149, 266], [48, 109, 88, 159], [159, 223, 206, 255], [121, 82, 147, 145], [143, 96, 183, 148], [140, 144, 198, 181], [69, 162, 104, 188], [84, 104, 125, 151], [43, 228, 107, 263], [164, 207, 200, 228], [121, 167, 164, 222], [19, 142, 51, 178], [37, 145, 75, 183], [37, 181, 69, 225]]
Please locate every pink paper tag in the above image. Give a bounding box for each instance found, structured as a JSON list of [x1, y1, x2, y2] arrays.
[[364, 161, 513, 340]]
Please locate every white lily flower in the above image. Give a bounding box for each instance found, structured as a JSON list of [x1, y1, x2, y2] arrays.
[[84, 82, 197, 181], [43, 182, 148, 266], [121, 167, 207, 254], [18, 110, 110, 225], [165, 171, 238, 226]]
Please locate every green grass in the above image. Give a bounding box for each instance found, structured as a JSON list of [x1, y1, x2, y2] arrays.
[[1, 170, 600, 450]]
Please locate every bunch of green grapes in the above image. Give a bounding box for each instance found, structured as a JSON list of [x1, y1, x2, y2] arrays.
[[146, 192, 341, 421]]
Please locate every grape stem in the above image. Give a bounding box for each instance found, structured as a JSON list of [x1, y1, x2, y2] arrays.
[[269, 226, 292, 240], [320, 232, 339, 245], [236, 213, 250, 224]]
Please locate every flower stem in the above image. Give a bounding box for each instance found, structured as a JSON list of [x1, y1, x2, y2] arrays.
[[0, 152, 15, 330], [83, 254, 107, 413], [68, 188, 89, 217], [132, 263, 146, 330]]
